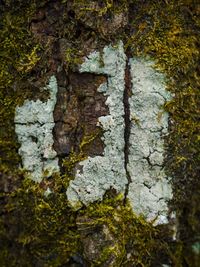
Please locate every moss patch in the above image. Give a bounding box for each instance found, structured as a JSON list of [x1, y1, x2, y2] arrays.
[[0, 0, 199, 266], [0, 1, 44, 173], [78, 193, 172, 266], [0, 176, 79, 267], [0, 179, 175, 266], [124, 0, 200, 265]]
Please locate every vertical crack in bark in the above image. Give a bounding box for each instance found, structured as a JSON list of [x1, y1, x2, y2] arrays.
[[123, 57, 132, 205]]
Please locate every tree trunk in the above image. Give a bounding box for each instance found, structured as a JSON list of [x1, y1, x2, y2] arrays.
[[0, 1, 199, 266]]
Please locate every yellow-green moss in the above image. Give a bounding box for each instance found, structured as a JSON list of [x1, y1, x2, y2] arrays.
[[125, 0, 199, 182], [124, 1, 199, 265], [0, 2, 42, 173], [72, 0, 128, 17], [0, 175, 80, 267], [72, 192, 180, 267], [62, 129, 101, 176], [0, 180, 175, 267], [0, 1, 199, 266]]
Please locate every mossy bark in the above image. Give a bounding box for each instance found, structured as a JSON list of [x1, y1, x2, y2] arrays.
[[0, 1, 199, 266]]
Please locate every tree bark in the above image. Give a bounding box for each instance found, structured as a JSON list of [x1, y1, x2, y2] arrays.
[[0, 1, 199, 266]]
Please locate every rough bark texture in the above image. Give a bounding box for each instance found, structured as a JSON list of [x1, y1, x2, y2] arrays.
[[54, 72, 108, 158], [0, 1, 199, 266]]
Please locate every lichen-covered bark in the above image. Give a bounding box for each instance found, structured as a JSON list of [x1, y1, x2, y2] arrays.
[[0, 1, 199, 266], [15, 76, 59, 181], [67, 42, 127, 206], [66, 43, 172, 226], [128, 58, 172, 224]]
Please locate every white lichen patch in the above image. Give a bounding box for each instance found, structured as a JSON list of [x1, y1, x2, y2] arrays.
[[127, 58, 172, 224], [66, 41, 127, 206], [66, 44, 173, 224], [15, 76, 59, 182]]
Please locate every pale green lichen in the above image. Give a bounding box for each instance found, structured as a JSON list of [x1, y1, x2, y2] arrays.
[[67, 42, 172, 225], [67, 41, 127, 206], [128, 58, 172, 224], [15, 76, 59, 182], [0, 1, 199, 266]]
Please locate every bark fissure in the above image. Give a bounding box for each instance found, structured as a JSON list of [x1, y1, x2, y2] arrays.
[[123, 57, 132, 204]]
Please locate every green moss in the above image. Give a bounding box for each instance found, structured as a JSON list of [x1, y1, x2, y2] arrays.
[[0, 181, 175, 267], [0, 2, 43, 173], [0, 0, 199, 266], [125, 0, 199, 183], [0, 175, 80, 266], [124, 1, 200, 265], [65, 47, 83, 69], [77, 192, 178, 267], [62, 128, 101, 178], [72, 0, 128, 17]]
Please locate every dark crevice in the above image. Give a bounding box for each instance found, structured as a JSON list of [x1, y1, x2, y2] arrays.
[[15, 122, 45, 126], [143, 153, 164, 169], [123, 55, 132, 205], [143, 182, 152, 190]]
